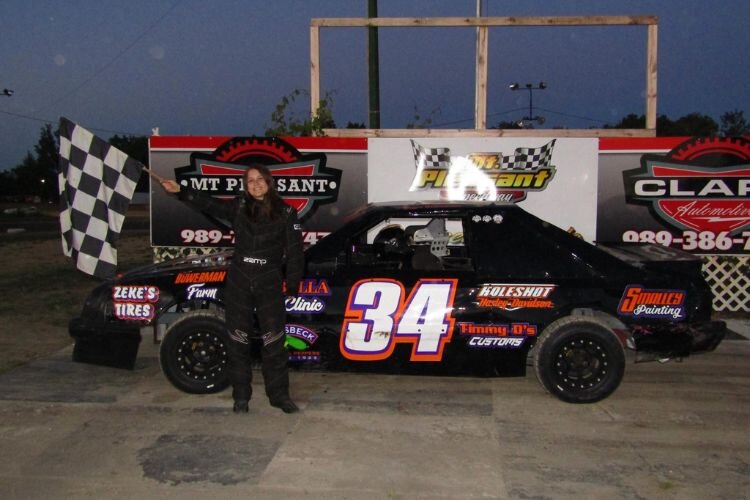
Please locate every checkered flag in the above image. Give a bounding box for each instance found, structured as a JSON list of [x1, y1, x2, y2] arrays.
[[58, 118, 144, 279], [411, 140, 451, 169], [508, 139, 556, 171]]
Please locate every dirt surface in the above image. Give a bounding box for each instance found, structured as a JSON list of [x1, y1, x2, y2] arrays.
[[0, 229, 151, 373]]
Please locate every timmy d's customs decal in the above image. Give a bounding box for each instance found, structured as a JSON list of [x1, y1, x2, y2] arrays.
[[458, 322, 537, 348], [618, 285, 686, 320], [476, 284, 556, 310]]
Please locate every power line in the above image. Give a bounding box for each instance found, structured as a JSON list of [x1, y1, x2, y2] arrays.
[[37, 0, 181, 113], [433, 107, 528, 128], [0, 109, 146, 137], [534, 106, 609, 124]]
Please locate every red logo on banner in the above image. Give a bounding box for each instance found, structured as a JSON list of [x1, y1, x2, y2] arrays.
[[175, 137, 341, 221], [624, 137, 750, 234]]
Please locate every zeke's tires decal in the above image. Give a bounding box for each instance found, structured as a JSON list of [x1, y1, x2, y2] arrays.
[[533, 316, 625, 404], [159, 311, 230, 394]]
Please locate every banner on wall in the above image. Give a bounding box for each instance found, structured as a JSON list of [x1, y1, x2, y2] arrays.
[[149, 136, 368, 247], [368, 137, 599, 242], [597, 136, 750, 255]]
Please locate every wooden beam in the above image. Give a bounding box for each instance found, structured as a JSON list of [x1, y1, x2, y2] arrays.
[[310, 25, 320, 117], [310, 15, 659, 135], [646, 23, 658, 131], [322, 128, 656, 138], [474, 26, 488, 129], [311, 16, 658, 28]]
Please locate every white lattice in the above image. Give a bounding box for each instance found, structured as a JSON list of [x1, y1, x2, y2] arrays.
[[153, 246, 229, 263], [702, 255, 750, 312]]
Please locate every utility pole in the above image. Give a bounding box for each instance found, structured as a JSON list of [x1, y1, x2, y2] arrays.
[[367, 0, 381, 128]]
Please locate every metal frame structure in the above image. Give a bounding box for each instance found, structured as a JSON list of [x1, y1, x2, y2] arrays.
[[310, 16, 658, 137]]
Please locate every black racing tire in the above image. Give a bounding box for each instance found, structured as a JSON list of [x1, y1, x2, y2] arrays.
[[159, 311, 230, 394], [533, 316, 625, 404]]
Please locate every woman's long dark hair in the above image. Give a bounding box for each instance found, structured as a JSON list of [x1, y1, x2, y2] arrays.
[[243, 164, 287, 221]]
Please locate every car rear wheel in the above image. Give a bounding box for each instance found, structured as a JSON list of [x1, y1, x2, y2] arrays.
[[159, 311, 230, 394], [533, 316, 625, 403]]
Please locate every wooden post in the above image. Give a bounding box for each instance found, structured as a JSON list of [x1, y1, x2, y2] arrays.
[[475, 25, 488, 129], [310, 16, 659, 136], [646, 23, 658, 131], [310, 25, 320, 117]]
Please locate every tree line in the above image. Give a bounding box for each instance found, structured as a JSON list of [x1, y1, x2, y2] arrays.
[[1, 107, 747, 202]]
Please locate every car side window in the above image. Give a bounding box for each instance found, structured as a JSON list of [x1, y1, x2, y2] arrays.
[[348, 217, 474, 272], [469, 211, 597, 279]]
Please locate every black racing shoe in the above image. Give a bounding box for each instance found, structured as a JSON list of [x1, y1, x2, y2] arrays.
[[233, 400, 249, 413], [270, 399, 299, 414]]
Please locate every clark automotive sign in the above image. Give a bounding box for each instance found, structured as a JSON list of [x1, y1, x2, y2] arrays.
[[623, 137, 750, 253]]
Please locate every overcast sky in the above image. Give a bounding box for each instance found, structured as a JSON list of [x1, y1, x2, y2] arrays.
[[1, 0, 748, 170]]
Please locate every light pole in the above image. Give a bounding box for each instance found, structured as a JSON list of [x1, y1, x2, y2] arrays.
[[509, 82, 546, 127]]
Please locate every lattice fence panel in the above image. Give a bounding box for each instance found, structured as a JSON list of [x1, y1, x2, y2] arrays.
[[154, 246, 229, 262], [702, 255, 750, 313]]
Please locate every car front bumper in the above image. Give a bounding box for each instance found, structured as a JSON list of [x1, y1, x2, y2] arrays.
[[69, 317, 142, 370], [632, 320, 727, 360]]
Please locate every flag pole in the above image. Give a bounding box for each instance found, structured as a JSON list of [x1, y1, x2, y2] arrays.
[[141, 165, 167, 183]]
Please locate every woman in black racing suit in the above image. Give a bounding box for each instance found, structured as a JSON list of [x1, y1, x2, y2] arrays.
[[160, 165, 304, 414]]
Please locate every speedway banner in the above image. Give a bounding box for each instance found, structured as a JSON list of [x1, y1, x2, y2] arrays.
[[368, 137, 599, 242], [597, 136, 750, 255], [149, 136, 367, 247]]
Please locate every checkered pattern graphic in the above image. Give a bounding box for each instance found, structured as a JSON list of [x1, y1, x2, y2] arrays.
[[499, 139, 556, 170], [58, 118, 143, 279], [411, 140, 451, 169]]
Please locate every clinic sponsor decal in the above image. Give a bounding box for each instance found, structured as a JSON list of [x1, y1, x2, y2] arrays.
[[112, 285, 160, 321], [285, 278, 331, 314], [618, 285, 686, 320], [174, 137, 341, 221], [341, 278, 458, 362], [622, 137, 750, 253], [174, 271, 227, 284], [458, 322, 537, 349], [185, 283, 218, 300], [476, 284, 556, 310], [410, 139, 556, 202], [285, 324, 321, 362]]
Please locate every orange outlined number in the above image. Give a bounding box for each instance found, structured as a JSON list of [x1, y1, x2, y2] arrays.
[[340, 278, 458, 362]]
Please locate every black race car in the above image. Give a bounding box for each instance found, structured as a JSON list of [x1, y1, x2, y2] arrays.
[[70, 201, 726, 403]]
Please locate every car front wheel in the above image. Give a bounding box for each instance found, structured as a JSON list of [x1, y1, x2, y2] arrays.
[[159, 311, 230, 394], [533, 316, 626, 403]]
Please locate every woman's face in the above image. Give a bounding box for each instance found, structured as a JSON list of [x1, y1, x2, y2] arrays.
[[245, 168, 269, 200]]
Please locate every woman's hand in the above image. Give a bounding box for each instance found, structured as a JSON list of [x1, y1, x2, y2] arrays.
[[160, 179, 181, 193]]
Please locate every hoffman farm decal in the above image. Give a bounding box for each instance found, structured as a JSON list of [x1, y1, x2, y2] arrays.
[[623, 137, 750, 253], [410, 139, 556, 202], [174, 137, 341, 221]]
